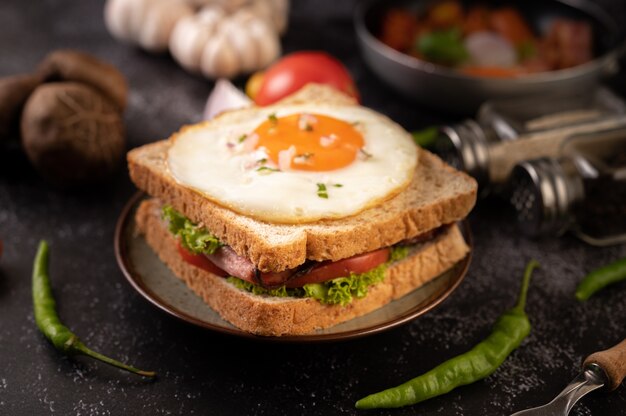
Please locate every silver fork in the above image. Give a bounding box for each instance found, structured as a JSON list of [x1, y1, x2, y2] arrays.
[[510, 338, 626, 416]]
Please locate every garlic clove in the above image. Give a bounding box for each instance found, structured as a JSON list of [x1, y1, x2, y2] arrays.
[[104, 0, 156, 43], [170, 16, 212, 72], [247, 0, 273, 25], [196, 5, 226, 26], [180, 0, 209, 8], [218, 0, 252, 13], [200, 32, 240, 79], [231, 8, 257, 24], [104, 0, 134, 41], [127, 0, 156, 41], [247, 19, 281, 68], [139, 0, 193, 52], [267, 0, 289, 34], [222, 19, 259, 73], [170, 6, 225, 73]]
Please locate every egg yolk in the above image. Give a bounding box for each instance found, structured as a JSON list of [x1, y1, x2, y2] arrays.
[[253, 113, 364, 171]]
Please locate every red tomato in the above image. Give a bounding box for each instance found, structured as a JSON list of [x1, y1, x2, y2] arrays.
[[285, 248, 390, 288], [177, 242, 228, 277], [254, 51, 359, 106]]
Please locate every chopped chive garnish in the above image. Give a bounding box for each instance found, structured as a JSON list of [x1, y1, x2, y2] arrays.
[[238, 134, 247, 143], [359, 148, 372, 159], [268, 113, 278, 124], [256, 166, 280, 173], [257, 158, 267, 165], [333, 183, 343, 188], [317, 183, 328, 199], [298, 114, 317, 131]]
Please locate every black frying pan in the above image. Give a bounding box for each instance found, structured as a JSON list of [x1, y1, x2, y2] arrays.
[[355, 0, 624, 114]]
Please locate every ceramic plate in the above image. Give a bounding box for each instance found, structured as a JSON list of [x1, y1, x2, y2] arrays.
[[115, 193, 472, 342]]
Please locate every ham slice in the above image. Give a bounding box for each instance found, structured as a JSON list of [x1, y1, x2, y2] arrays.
[[205, 246, 299, 287]]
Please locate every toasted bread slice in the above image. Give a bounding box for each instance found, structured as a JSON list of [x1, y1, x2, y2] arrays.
[[135, 198, 470, 336], [128, 146, 476, 272]]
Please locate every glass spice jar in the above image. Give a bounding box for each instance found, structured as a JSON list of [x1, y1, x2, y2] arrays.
[[508, 127, 626, 246], [433, 88, 626, 190]]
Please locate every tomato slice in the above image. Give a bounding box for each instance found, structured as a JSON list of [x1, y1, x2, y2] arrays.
[[285, 248, 390, 288], [176, 242, 228, 278]]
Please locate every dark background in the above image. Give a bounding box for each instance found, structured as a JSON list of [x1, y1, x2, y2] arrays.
[[1, 0, 626, 415]]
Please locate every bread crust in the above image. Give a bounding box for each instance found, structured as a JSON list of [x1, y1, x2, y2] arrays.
[[135, 198, 470, 336]]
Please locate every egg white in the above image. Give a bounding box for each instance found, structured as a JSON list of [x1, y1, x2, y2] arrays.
[[167, 103, 418, 223]]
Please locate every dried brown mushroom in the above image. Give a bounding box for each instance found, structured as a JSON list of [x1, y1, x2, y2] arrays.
[[21, 82, 125, 187], [37, 50, 128, 111], [0, 74, 42, 142]]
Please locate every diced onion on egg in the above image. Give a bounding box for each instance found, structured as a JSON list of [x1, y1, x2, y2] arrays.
[[278, 145, 296, 171]]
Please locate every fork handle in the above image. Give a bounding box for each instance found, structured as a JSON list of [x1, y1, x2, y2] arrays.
[[583, 338, 626, 391]]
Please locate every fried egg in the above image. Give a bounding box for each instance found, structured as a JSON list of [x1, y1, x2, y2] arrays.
[[167, 103, 418, 223]]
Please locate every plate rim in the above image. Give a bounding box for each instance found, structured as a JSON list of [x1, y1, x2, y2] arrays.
[[114, 191, 473, 343]]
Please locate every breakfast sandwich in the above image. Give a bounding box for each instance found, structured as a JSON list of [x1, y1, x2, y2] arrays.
[[128, 85, 477, 336]]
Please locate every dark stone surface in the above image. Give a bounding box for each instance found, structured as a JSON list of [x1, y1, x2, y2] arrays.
[[1, 0, 625, 415]]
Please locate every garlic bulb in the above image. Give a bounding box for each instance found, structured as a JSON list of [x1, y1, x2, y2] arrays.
[[169, 5, 280, 78]]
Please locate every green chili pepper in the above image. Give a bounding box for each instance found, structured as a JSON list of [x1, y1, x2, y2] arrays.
[[355, 260, 538, 409], [575, 256, 626, 301], [32, 240, 155, 377]]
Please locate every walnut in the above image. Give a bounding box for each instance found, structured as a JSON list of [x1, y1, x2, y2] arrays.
[[0, 74, 42, 142], [21, 82, 125, 188], [37, 50, 128, 111]]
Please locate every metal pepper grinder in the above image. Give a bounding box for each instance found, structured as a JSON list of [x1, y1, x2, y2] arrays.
[[508, 127, 626, 246], [434, 88, 626, 192]]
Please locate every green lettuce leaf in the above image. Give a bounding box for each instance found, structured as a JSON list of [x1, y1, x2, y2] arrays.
[[228, 263, 387, 307], [226, 277, 304, 298], [162, 206, 223, 255], [389, 245, 410, 263]]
